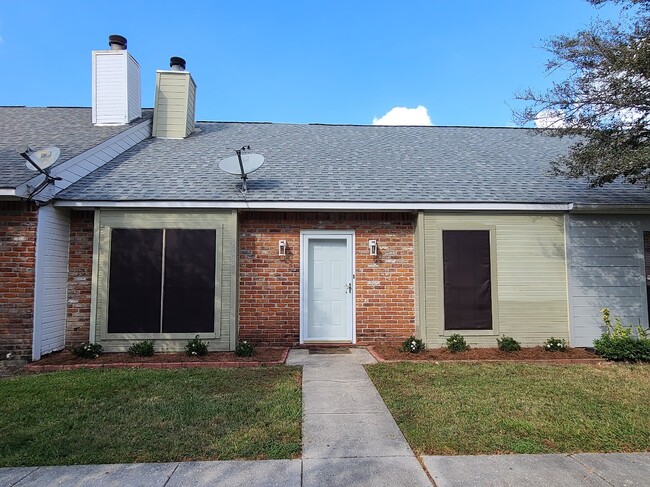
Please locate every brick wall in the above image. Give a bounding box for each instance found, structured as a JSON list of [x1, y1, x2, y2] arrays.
[[239, 212, 415, 346], [65, 211, 94, 347], [0, 201, 38, 360]]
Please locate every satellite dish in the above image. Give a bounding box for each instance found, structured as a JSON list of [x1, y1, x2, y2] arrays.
[[218, 147, 265, 192], [24, 147, 60, 171], [219, 153, 265, 175]]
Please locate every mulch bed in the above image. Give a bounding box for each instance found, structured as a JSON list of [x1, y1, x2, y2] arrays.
[[368, 345, 604, 364], [24, 347, 289, 372]]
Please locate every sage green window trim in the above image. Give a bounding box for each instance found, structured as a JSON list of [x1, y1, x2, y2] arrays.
[[92, 209, 237, 351], [436, 224, 500, 337]]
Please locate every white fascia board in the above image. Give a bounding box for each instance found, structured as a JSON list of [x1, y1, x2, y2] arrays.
[[569, 203, 650, 214], [15, 118, 152, 202], [53, 200, 572, 211], [0, 189, 16, 196]]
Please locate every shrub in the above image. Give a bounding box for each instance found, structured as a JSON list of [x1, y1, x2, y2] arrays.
[[235, 340, 255, 357], [185, 335, 209, 357], [446, 334, 469, 353], [594, 308, 650, 362], [544, 337, 567, 352], [127, 340, 155, 357], [72, 342, 103, 359], [497, 335, 521, 352], [400, 336, 425, 353]]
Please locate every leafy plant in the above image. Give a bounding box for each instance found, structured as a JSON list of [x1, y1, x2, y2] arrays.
[[544, 337, 567, 352], [400, 336, 425, 354], [185, 335, 209, 357], [127, 340, 155, 357], [235, 340, 255, 357], [446, 334, 469, 353], [71, 342, 103, 359], [497, 335, 521, 352], [594, 308, 650, 362]]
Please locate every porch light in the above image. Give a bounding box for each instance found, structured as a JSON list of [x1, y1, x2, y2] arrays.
[[279, 240, 287, 256], [369, 239, 378, 256]]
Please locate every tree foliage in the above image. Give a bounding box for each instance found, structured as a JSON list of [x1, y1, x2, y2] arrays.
[[515, 0, 650, 187]]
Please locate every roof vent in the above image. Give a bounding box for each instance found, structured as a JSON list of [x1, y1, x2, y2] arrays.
[[108, 34, 127, 50], [152, 57, 196, 138], [92, 34, 141, 125], [170, 56, 186, 71]]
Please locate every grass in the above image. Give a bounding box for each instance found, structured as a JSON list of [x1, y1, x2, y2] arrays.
[[366, 362, 650, 455], [0, 367, 301, 467]]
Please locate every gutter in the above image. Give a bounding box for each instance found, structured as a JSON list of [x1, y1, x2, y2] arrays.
[[52, 200, 573, 212]]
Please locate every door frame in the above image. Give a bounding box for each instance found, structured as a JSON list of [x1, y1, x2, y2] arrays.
[[300, 230, 356, 344]]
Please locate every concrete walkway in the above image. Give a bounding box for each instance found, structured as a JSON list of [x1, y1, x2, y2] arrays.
[[286, 348, 431, 486], [2, 349, 650, 486]]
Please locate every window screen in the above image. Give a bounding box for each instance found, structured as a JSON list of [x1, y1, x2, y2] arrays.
[[107, 229, 163, 333], [107, 228, 217, 335], [162, 229, 216, 333], [442, 230, 493, 330]]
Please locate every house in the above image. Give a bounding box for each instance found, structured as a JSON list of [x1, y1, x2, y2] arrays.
[[3, 35, 650, 360]]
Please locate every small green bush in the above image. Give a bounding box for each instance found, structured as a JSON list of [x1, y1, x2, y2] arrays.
[[127, 340, 155, 357], [544, 337, 567, 352], [446, 334, 469, 353], [235, 340, 255, 357], [400, 336, 426, 353], [72, 342, 103, 359], [185, 335, 209, 357], [497, 335, 521, 352], [594, 308, 650, 362]]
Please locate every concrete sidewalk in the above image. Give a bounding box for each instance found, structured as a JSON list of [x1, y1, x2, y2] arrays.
[[287, 348, 431, 487]]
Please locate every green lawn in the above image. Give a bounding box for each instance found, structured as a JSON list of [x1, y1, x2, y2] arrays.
[[366, 362, 650, 455], [0, 367, 301, 467]]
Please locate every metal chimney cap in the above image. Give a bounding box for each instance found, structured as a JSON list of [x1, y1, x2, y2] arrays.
[[108, 35, 127, 50], [170, 56, 186, 71]]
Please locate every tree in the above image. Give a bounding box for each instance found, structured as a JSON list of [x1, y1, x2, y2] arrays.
[[515, 0, 650, 187]]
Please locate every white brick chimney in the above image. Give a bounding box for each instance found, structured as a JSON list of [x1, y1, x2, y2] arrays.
[[92, 35, 142, 125]]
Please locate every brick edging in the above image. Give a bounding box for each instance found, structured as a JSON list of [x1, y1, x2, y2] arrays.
[[24, 348, 290, 373], [366, 346, 608, 365]]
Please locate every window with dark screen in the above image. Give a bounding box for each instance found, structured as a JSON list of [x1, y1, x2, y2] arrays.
[[442, 230, 493, 330], [107, 228, 217, 334], [107, 229, 163, 333], [162, 229, 216, 333]]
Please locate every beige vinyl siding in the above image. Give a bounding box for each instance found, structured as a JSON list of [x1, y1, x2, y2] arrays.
[[152, 71, 196, 139], [126, 54, 142, 122], [92, 209, 237, 352], [419, 213, 569, 347]]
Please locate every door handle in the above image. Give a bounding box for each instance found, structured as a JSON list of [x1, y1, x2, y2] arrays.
[[346, 283, 352, 293]]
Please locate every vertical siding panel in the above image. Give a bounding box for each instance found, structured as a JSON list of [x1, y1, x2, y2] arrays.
[[33, 206, 70, 359]]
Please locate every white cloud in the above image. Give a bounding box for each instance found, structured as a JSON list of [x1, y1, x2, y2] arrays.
[[372, 105, 433, 126], [534, 109, 566, 129]]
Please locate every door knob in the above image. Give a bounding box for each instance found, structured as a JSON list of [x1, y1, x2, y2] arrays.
[[346, 283, 352, 293]]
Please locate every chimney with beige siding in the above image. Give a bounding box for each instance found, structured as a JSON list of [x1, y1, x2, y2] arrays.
[[152, 57, 197, 138], [91, 35, 142, 125]]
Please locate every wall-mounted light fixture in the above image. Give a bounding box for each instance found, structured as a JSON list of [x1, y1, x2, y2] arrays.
[[368, 239, 378, 256], [279, 240, 287, 256]]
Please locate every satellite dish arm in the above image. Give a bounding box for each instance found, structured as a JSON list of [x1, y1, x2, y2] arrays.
[[19, 150, 48, 176]]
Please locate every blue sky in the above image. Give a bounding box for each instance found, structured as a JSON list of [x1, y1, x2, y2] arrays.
[[0, 0, 623, 126]]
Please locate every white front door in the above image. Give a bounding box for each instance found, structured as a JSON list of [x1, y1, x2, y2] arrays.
[[301, 232, 354, 343]]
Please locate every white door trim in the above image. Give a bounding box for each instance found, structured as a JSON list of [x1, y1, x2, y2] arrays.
[[300, 230, 356, 344]]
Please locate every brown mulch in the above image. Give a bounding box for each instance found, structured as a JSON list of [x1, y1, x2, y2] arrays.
[[33, 347, 287, 366], [370, 344, 600, 362]]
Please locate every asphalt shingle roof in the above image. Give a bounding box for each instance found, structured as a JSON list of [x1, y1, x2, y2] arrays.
[[0, 107, 152, 188], [58, 121, 650, 205]]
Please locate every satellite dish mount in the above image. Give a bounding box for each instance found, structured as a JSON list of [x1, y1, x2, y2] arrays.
[[218, 145, 265, 193], [18, 146, 63, 200]]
